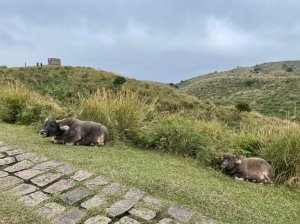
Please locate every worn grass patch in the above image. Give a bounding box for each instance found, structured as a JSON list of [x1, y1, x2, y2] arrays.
[[0, 122, 299, 224]]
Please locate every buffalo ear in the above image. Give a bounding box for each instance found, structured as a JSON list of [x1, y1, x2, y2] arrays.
[[235, 159, 242, 164], [60, 125, 70, 131], [44, 117, 49, 122]]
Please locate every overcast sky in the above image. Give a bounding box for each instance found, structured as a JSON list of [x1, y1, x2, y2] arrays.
[[1, 0, 300, 83]]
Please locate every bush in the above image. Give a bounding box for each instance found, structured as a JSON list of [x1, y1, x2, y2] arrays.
[[77, 88, 156, 142], [0, 82, 66, 124], [113, 76, 126, 87], [260, 127, 300, 184], [235, 102, 251, 113], [233, 134, 262, 156], [140, 114, 232, 164]]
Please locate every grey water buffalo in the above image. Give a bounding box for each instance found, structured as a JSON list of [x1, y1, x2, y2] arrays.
[[221, 154, 275, 183], [40, 118, 108, 146]]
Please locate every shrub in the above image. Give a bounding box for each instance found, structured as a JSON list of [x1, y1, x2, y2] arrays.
[[77, 88, 156, 142], [235, 102, 251, 113], [113, 76, 126, 87], [233, 134, 262, 156], [260, 127, 300, 184]]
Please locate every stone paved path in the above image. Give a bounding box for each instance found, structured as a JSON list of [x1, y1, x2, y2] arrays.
[[0, 141, 217, 224]]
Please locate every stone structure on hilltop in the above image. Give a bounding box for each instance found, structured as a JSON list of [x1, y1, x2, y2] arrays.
[[48, 58, 61, 66]]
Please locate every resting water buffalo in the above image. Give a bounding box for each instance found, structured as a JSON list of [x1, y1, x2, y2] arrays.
[[40, 118, 108, 146], [221, 154, 275, 183]]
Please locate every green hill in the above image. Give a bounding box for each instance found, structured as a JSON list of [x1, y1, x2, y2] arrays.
[[178, 60, 300, 121]]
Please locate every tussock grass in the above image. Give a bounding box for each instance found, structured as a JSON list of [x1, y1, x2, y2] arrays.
[[0, 81, 67, 124], [78, 88, 156, 141]]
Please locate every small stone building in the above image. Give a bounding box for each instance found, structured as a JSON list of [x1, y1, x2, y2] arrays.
[[48, 58, 61, 66]]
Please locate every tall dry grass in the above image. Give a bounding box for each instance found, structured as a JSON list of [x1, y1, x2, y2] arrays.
[[77, 88, 156, 141]]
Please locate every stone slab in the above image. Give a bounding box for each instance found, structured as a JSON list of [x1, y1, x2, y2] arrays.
[[0, 170, 9, 178], [159, 218, 177, 224], [6, 148, 25, 156], [0, 153, 5, 159], [84, 215, 112, 224], [124, 188, 145, 202], [56, 164, 78, 175], [12, 183, 38, 196], [33, 160, 63, 171], [60, 187, 90, 205], [84, 175, 110, 189], [31, 173, 64, 187], [101, 182, 123, 196], [71, 170, 94, 181], [0, 176, 23, 188], [142, 196, 162, 210], [44, 178, 76, 194], [52, 208, 86, 224], [106, 199, 135, 218], [4, 160, 33, 173], [81, 194, 106, 209], [168, 204, 195, 223], [0, 157, 16, 166], [16, 152, 48, 162], [114, 216, 140, 224], [129, 208, 156, 221], [19, 191, 49, 207], [15, 168, 43, 180], [0, 146, 15, 152], [37, 202, 66, 220]]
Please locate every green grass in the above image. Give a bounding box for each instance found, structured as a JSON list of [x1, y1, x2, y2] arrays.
[[0, 122, 299, 224]]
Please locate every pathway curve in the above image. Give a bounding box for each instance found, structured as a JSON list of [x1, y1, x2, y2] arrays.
[[0, 141, 216, 224]]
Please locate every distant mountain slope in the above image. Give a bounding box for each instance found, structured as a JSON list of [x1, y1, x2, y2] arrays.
[[178, 61, 300, 121]]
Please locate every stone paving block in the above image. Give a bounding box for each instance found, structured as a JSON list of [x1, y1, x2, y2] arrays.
[[168, 204, 195, 223], [84, 215, 112, 224], [12, 183, 38, 196], [81, 194, 106, 209], [44, 178, 76, 194], [124, 188, 145, 202], [84, 175, 110, 189], [71, 170, 94, 181], [106, 199, 135, 218], [16, 152, 48, 162], [4, 160, 33, 173], [0, 157, 16, 166], [52, 208, 86, 224], [37, 202, 66, 220], [142, 196, 162, 210], [33, 160, 63, 171], [159, 218, 177, 224], [56, 164, 78, 175], [19, 191, 49, 207], [60, 187, 90, 205], [101, 182, 124, 196], [114, 216, 140, 224], [0, 176, 23, 188], [31, 173, 64, 187], [0, 146, 15, 152], [129, 208, 156, 221], [0, 170, 9, 178], [6, 148, 25, 156], [15, 168, 43, 180]]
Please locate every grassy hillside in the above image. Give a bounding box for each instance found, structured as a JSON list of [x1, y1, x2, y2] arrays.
[[178, 60, 300, 121], [0, 122, 299, 224], [0, 66, 207, 113]]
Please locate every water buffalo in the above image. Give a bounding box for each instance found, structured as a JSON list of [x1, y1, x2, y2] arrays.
[[40, 118, 108, 146], [221, 154, 275, 183]]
